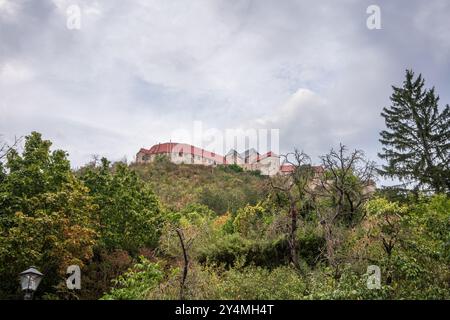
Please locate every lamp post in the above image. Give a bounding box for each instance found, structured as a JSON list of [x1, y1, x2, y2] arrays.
[[19, 267, 43, 300]]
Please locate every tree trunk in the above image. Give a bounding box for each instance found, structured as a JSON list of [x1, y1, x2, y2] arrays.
[[288, 203, 299, 269], [176, 228, 188, 300]]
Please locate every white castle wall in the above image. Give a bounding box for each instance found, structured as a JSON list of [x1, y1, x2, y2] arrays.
[[136, 149, 280, 175]]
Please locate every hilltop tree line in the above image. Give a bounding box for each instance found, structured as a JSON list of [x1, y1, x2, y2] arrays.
[[0, 70, 448, 299]]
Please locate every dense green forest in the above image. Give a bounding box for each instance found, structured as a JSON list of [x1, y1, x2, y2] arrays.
[[0, 70, 449, 300]]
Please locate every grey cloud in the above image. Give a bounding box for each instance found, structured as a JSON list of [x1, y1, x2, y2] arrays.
[[0, 0, 449, 186]]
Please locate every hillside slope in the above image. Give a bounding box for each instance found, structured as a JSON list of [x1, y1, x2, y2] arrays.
[[130, 159, 270, 214]]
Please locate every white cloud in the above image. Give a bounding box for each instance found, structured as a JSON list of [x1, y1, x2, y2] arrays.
[[0, 61, 34, 84], [0, 0, 19, 20]]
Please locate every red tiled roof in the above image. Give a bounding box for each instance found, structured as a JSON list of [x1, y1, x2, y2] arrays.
[[139, 142, 226, 163], [257, 151, 278, 161], [139, 142, 282, 166], [280, 164, 295, 173]]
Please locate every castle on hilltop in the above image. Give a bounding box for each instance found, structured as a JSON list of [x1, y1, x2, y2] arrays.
[[136, 142, 294, 176]]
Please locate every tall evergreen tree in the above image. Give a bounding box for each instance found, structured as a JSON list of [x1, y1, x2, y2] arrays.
[[378, 70, 449, 193]]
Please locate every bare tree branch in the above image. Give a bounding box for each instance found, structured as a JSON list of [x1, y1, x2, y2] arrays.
[[312, 144, 377, 276], [269, 149, 314, 271], [0, 135, 22, 161]]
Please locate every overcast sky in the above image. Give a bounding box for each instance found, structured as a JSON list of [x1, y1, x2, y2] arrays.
[[1, 0, 449, 181]]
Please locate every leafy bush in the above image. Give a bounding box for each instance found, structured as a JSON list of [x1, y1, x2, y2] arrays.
[[216, 266, 306, 299], [147, 262, 306, 300], [233, 203, 270, 238], [198, 232, 324, 269], [80, 249, 134, 299], [305, 265, 393, 300], [81, 158, 163, 252], [221, 164, 243, 173], [101, 257, 163, 300]]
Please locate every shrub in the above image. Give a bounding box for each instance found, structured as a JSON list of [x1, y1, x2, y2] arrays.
[[147, 263, 307, 300], [80, 249, 134, 299], [224, 164, 244, 173], [81, 159, 163, 252], [233, 203, 269, 238], [101, 257, 163, 300], [216, 266, 306, 299], [198, 232, 325, 269]]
